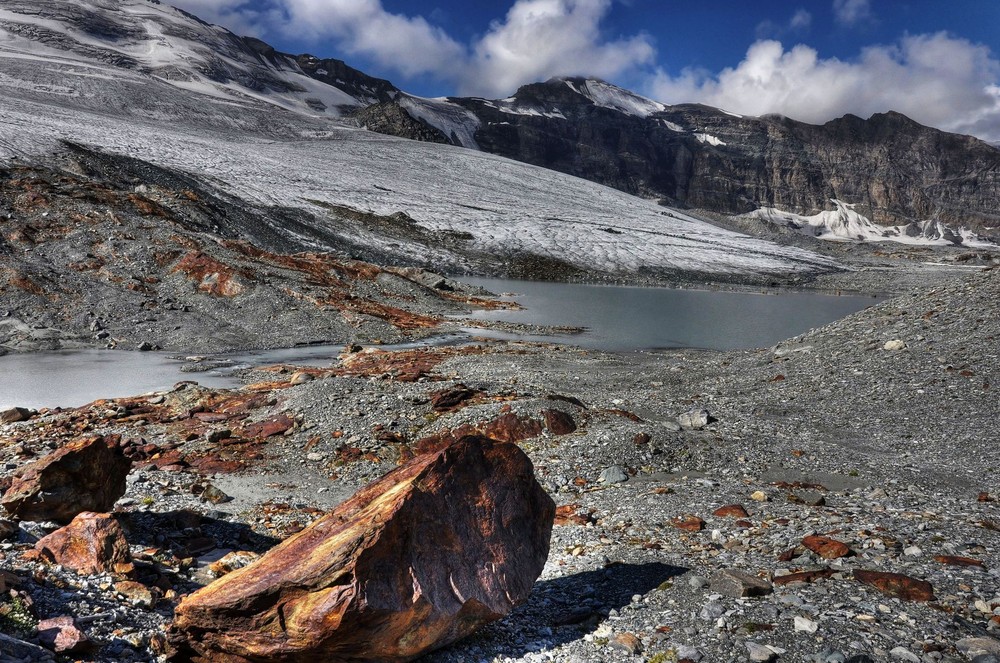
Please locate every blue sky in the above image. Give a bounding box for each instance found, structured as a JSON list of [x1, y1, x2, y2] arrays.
[[170, 0, 1000, 142]]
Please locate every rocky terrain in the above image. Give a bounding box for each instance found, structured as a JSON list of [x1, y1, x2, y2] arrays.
[[0, 263, 997, 662], [0, 3, 999, 662]]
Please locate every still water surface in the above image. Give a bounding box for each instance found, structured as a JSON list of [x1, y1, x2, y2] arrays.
[[461, 277, 878, 352], [0, 279, 878, 410]]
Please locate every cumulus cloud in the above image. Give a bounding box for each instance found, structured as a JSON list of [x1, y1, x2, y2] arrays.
[[648, 33, 1000, 143], [460, 0, 656, 97], [833, 0, 873, 27], [169, 0, 655, 96]]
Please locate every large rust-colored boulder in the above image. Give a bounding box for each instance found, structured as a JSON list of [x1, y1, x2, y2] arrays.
[[33, 512, 134, 577], [1, 436, 131, 523], [170, 436, 555, 663]]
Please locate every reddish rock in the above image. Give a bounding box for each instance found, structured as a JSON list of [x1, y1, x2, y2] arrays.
[[671, 515, 705, 532], [853, 570, 935, 602], [170, 436, 554, 663], [713, 504, 750, 518], [34, 512, 134, 576], [632, 432, 651, 445], [554, 504, 594, 526], [430, 385, 481, 412], [933, 555, 985, 568], [978, 492, 994, 502], [239, 414, 294, 440], [542, 409, 577, 435], [1, 436, 131, 523], [37, 616, 94, 654], [480, 413, 544, 443], [802, 535, 852, 560], [772, 569, 836, 586], [115, 580, 160, 608]]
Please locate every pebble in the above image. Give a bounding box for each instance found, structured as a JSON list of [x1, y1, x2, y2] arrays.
[[746, 642, 777, 661], [599, 466, 628, 484]]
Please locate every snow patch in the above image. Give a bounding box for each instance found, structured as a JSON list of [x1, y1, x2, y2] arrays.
[[745, 200, 996, 248], [398, 95, 481, 149], [574, 79, 667, 118], [695, 133, 726, 146]]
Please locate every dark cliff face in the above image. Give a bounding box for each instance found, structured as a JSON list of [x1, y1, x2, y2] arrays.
[[359, 78, 1000, 230], [293, 54, 400, 105]]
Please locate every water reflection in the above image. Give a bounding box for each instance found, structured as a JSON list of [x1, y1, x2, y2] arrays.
[[460, 277, 878, 352]]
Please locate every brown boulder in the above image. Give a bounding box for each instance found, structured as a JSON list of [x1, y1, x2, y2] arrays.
[[670, 515, 705, 532], [170, 436, 555, 662], [33, 512, 134, 576], [1, 436, 131, 523], [802, 535, 852, 560], [0, 407, 34, 424], [541, 409, 577, 435], [853, 569, 935, 602], [713, 504, 750, 518]]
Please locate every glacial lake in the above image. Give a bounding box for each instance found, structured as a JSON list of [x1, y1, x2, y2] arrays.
[[0, 279, 879, 410], [459, 277, 879, 352]]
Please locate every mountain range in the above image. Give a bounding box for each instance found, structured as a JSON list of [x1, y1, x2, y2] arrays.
[[0, 0, 997, 266]]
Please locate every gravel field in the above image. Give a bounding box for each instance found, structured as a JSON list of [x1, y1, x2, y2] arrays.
[[1, 259, 998, 662]]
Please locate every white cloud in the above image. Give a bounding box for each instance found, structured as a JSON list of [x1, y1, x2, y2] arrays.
[[460, 0, 656, 97], [833, 0, 873, 27], [169, 0, 654, 97], [648, 33, 1000, 144]]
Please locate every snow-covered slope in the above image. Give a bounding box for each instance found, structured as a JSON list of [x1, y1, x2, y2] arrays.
[[0, 1, 843, 281], [746, 200, 995, 248], [0, 0, 364, 117], [561, 78, 667, 118]]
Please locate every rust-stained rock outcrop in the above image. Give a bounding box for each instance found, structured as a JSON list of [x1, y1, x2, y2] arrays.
[[1, 435, 131, 523], [170, 435, 555, 662]]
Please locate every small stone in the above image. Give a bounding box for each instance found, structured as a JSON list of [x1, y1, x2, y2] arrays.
[[711, 569, 772, 598], [678, 408, 710, 430], [699, 601, 725, 621], [903, 545, 922, 557], [746, 642, 776, 661], [114, 580, 158, 608], [688, 575, 709, 589], [751, 490, 768, 502], [713, 504, 750, 518], [888, 646, 920, 663], [0, 407, 34, 424], [883, 339, 906, 351], [36, 616, 93, 654], [600, 466, 628, 484], [0, 518, 18, 540], [676, 645, 703, 661], [201, 485, 231, 505], [289, 371, 314, 385], [671, 515, 705, 532], [802, 535, 852, 560], [610, 632, 642, 654], [793, 615, 818, 632], [934, 554, 984, 567], [853, 570, 934, 602], [208, 550, 262, 578], [957, 638, 1000, 657]]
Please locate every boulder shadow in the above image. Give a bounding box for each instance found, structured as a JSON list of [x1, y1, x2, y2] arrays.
[[423, 561, 688, 660], [119, 509, 280, 559]]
